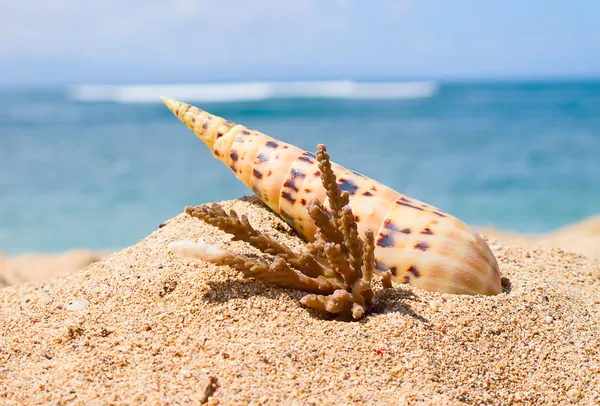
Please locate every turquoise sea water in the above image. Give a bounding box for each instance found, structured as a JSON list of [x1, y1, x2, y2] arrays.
[[1, 81, 599, 254]]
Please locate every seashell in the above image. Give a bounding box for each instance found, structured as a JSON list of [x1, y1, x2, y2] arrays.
[[65, 299, 89, 311], [161, 97, 502, 295]]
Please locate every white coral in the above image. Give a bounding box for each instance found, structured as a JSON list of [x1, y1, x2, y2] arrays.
[[168, 239, 230, 262]]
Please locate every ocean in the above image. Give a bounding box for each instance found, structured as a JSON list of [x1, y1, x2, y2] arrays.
[[1, 80, 599, 255]]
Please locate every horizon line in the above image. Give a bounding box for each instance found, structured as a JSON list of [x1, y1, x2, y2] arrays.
[[2, 75, 600, 90]]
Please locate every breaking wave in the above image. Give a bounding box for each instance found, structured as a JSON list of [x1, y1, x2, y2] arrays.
[[68, 81, 439, 103]]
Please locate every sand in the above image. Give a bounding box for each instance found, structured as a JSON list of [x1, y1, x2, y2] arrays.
[[1, 196, 599, 405], [0, 250, 109, 287], [478, 215, 600, 260]]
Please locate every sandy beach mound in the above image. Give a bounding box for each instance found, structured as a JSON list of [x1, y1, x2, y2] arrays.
[[0, 250, 109, 287], [478, 215, 600, 260], [1, 197, 599, 405]]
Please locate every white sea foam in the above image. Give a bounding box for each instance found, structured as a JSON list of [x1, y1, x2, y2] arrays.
[[68, 81, 438, 103]]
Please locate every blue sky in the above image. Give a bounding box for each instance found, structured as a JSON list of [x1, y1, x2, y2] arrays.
[[1, 0, 599, 84]]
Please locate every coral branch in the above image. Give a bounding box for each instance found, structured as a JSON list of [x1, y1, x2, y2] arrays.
[[168, 240, 344, 294], [315, 144, 348, 223], [307, 199, 344, 244], [307, 230, 327, 257], [362, 230, 375, 283], [300, 290, 355, 317], [340, 206, 364, 281], [381, 271, 393, 289], [186, 204, 295, 258], [323, 243, 353, 285], [185, 204, 327, 278], [170, 143, 394, 320]]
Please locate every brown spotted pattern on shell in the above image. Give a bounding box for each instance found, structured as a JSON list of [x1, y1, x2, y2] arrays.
[[162, 97, 502, 295]]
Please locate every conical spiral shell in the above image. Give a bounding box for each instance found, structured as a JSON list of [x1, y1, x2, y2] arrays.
[[162, 97, 502, 295]]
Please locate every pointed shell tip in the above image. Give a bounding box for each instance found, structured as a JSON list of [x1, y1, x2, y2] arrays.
[[160, 96, 184, 116], [160, 96, 175, 106]]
